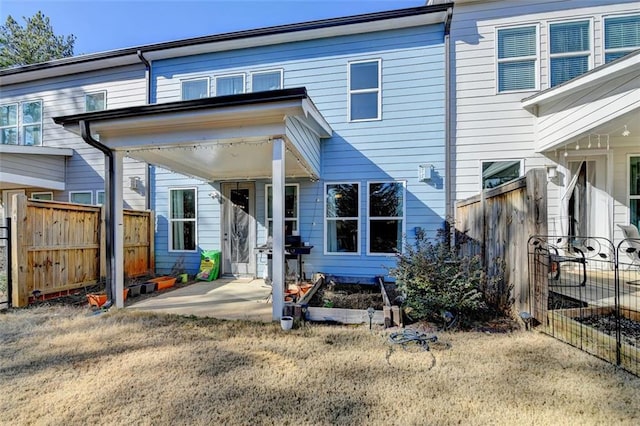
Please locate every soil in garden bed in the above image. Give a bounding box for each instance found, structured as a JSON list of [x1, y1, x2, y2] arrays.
[[575, 314, 640, 348], [309, 282, 384, 310]]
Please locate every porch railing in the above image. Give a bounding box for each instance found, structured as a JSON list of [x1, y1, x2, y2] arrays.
[[528, 235, 640, 376]]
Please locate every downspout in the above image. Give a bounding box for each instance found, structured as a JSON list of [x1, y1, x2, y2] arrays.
[[137, 50, 152, 210], [444, 6, 454, 239], [80, 120, 115, 309]]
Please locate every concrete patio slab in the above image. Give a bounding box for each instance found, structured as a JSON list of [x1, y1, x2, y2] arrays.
[[127, 277, 273, 322]]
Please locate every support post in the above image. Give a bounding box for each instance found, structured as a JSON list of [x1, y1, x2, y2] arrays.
[[113, 151, 125, 308], [271, 138, 285, 320]]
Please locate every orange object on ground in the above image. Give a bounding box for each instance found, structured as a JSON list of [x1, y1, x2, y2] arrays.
[[147, 276, 177, 291], [87, 289, 130, 307]]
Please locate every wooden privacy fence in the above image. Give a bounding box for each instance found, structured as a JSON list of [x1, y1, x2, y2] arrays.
[[10, 194, 154, 307], [455, 169, 547, 313]]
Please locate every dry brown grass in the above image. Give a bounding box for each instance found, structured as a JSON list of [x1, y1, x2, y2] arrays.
[[1, 306, 639, 425]]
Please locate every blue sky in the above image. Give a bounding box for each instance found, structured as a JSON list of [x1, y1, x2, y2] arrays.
[[1, 0, 425, 55]]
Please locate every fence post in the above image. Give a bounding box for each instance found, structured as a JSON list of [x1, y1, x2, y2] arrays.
[[526, 169, 548, 322], [10, 194, 28, 307]]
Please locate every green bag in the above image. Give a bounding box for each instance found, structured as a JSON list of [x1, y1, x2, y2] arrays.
[[196, 250, 221, 281]]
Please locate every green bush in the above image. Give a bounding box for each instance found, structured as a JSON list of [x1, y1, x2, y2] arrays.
[[389, 228, 511, 325]]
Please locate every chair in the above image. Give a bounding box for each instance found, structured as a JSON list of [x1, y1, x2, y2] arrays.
[[618, 224, 640, 284]]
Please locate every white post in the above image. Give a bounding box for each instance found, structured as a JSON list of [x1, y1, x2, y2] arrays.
[[113, 150, 125, 308], [272, 138, 285, 320]]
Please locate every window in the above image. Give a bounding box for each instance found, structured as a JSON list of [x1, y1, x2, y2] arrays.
[[549, 20, 591, 87], [169, 188, 197, 251], [368, 182, 404, 254], [496, 26, 537, 92], [630, 156, 640, 229], [96, 190, 105, 205], [69, 191, 93, 204], [348, 59, 381, 121], [481, 160, 522, 189], [21, 100, 42, 146], [266, 184, 298, 237], [31, 192, 53, 201], [85, 92, 106, 112], [251, 70, 282, 92], [604, 15, 640, 63], [215, 74, 245, 96], [181, 78, 209, 100], [0, 103, 18, 145], [325, 183, 359, 254]]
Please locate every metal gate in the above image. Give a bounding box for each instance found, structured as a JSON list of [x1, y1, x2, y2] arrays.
[[528, 235, 640, 376], [0, 218, 11, 309]]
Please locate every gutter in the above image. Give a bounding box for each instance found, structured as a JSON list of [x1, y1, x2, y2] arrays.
[[80, 120, 115, 309], [137, 50, 152, 210], [444, 6, 454, 232]]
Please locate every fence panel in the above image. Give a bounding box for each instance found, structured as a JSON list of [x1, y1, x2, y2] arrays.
[[10, 194, 154, 307]]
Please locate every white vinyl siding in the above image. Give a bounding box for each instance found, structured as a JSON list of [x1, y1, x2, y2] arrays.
[[266, 184, 298, 237], [496, 25, 538, 92], [0, 103, 18, 145], [549, 20, 592, 87], [215, 74, 245, 96], [604, 15, 640, 63], [368, 181, 405, 255], [181, 78, 209, 100], [169, 187, 197, 252], [325, 183, 359, 255], [250, 69, 283, 92], [85, 91, 106, 112], [348, 59, 381, 121], [69, 191, 93, 204]]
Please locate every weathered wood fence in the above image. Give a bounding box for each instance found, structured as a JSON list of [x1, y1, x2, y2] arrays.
[[10, 194, 154, 307], [455, 169, 547, 313]]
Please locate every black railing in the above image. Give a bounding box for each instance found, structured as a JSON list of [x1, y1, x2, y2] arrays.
[[0, 218, 11, 309], [528, 235, 640, 376]]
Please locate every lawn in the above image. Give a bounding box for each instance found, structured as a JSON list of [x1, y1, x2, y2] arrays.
[[1, 306, 639, 425]]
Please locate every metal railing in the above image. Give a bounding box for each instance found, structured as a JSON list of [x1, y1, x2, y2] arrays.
[[528, 235, 640, 376]]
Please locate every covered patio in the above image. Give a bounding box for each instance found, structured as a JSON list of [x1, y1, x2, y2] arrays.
[[54, 88, 332, 320]]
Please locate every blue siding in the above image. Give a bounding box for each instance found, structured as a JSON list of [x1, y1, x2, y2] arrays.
[[151, 23, 446, 279]]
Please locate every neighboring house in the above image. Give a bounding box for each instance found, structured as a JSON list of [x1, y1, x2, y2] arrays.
[[0, 53, 150, 225], [47, 4, 453, 315]]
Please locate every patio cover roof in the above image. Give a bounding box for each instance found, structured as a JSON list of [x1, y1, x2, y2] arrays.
[[53, 88, 332, 181], [522, 50, 640, 153]]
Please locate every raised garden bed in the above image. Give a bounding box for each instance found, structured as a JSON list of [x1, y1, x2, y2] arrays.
[[547, 306, 640, 376]]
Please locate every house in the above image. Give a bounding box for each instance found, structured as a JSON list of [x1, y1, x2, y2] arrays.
[[1, 4, 452, 318], [436, 0, 640, 246]]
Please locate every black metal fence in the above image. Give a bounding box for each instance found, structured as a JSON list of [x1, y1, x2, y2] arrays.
[[0, 218, 11, 309], [528, 235, 640, 376]]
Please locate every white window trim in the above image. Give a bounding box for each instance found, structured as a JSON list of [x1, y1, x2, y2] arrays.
[[20, 99, 43, 146], [0, 102, 18, 145], [265, 183, 299, 236], [347, 58, 382, 122], [180, 77, 210, 100], [85, 91, 107, 112], [69, 190, 93, 204], [249, 69, 284, 92], [479, 159, 524, 191], [628, 154, 640, 225], [366, 181, 406, 256], [494, 24, 540, 94], [324, 181, 360, 256], [30, 191, 53, 201], [96, 190, 105, 205], [168, 187, 198, 253], [548, 18, 594, 87], [603, 13, 640, 62], [213, 73, 246, 96]]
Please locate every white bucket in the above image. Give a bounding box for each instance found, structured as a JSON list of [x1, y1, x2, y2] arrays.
[[280, 316, 294, 331]]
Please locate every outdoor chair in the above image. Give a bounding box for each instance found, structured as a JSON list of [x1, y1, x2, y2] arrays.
[[618, 224, 640, 283]]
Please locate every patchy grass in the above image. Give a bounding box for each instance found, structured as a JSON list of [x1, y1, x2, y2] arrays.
[[1, 306, 639, 425]]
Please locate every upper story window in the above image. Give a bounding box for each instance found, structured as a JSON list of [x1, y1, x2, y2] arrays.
[[481, 160, 522, 189], [266, 184, 298, 237], [215, 74, 245, 96], [496, 26, 538, 92], [604, 15, 640, 63], [368, 182, 404, 255], [0, 103, 18, 145], [325, 183, 359, 254], [251, 70, 282, 92], [85, 91, 106, 112], [348, 59, 381, 121], [169, 188, 197, 252], [181, 78, 209, 100], [21, 101, 42, 146], [549, 20, 591, 87]]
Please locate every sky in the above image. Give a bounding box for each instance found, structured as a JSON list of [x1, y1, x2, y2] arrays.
[[1, 0, 426, 56]]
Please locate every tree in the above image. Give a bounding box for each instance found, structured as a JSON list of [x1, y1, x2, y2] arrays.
[[0, 11, 75, 68]]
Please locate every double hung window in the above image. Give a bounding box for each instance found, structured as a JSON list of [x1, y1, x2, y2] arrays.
[[0, 104, 17, 145], [549, 20, 591, 87], [251, 70, 282, 92], [604, 15, 640, 63], [181, 78, 209, 100], [348, 59, 381, 121], [266, 184, 298, 237], [496, 26, 537, 92], [169, 188, 197, 251], [325, 183, 359, 254], [215, 74, 245, 96], [368, 182, 404, 254]]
